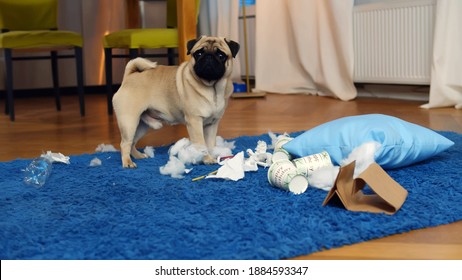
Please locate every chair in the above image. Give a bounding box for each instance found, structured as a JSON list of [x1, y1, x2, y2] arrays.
[[0, 0, 84, 121], [103, 0, 199, 115]]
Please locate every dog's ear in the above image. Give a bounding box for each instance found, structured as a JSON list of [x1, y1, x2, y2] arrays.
[[187, 37, 200, 55], [225, 39, 240, 58]]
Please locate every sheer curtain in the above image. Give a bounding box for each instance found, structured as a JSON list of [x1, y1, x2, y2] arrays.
[[254, 0, 462, 108], [254, 0, 357, 101], [422, 0, 462, 109], [81, 0, 126, 86]]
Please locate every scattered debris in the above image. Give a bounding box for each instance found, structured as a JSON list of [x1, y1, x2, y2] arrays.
[[89, 157, 102, 167], [95, 143, 118, 152], [143, 146, 155, 158]]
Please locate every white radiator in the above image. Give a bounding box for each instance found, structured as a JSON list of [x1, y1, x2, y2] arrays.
[[353, 0, 436, 84]]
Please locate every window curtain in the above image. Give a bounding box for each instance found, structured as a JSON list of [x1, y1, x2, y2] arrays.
[[254, 0, 357, 101], [81, 0, 126, 86], [198, 0, 242, 82], [422, 0, 462, 109]]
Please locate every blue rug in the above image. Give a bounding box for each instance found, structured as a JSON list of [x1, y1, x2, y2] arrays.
[[1, 131, 461, 260]]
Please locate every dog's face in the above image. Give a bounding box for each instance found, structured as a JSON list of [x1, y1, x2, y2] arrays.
[[186, 36, 240, 83]]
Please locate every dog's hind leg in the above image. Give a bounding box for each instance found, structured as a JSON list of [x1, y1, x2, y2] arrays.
[[130, 121, 150, 159], [117, 114, 142, 168], [127, 112, 165, 160]]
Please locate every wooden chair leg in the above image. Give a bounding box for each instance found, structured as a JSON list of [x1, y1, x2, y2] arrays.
[[4, 49, 15, 121], [104, 48, 114, 115], [167, 48, 175, 65], [51, 50, 61, 111], [75, 47, 85, 116], [129, 48, 138, 59]]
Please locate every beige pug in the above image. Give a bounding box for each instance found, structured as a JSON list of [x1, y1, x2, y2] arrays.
[[112, 36, 240, 168]]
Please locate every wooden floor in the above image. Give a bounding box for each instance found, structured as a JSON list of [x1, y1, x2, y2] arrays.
[[1, 92, 461, 259]]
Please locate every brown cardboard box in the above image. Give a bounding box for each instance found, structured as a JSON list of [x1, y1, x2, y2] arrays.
[[323, 161, 408, 215]]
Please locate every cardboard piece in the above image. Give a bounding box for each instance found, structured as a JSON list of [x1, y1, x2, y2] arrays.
[[323, 161, 408, 215]]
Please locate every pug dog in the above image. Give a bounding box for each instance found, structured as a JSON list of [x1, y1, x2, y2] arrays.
[[112, 36, 240, 168]]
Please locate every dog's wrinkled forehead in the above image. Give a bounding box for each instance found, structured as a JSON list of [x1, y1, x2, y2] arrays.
[[202, 38, 226, 51], [189, 36, 230, 55]]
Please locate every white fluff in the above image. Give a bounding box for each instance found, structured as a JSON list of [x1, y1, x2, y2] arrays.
[[95, 143, 118, 152], [211, 136, 235, 159], [177, 145, 207, 165], [159, 156, 186, 179], [143, 146, 155, 158], [168, 138, 191, 156], [341, 141, 381, 178], [216, 136, 236, 150], [211, 146, 233, 159], [309, 165, 340, 191], [161, 136, 236, 178], [168, 138, 206, 165], [309, 141, 382, 191]]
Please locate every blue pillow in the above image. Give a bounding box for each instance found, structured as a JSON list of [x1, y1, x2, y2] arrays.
[[283, 114, 454, 169]]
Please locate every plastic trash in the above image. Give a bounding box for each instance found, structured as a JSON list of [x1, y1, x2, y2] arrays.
[[23, 157, 53, 188]]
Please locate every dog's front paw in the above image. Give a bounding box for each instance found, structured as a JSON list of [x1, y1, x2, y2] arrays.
[[203, 154, 217, 165], [122, 158, 138, 168]]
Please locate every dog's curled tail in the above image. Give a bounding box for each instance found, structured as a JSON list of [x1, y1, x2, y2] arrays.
[[124, 57, 158, 77]]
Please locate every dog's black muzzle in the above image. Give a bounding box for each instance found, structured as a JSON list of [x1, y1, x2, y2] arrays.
[[193, 51, 227, 82]]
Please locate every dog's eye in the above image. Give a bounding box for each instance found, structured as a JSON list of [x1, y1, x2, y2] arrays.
[[216, 50, 227, 62], [193, 49, 205, 60]]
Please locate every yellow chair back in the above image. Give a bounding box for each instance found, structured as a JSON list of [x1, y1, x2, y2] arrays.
[[0, 0, 58, 31]]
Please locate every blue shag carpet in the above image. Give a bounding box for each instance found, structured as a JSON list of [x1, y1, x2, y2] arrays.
[[1, 131, 461, 260]]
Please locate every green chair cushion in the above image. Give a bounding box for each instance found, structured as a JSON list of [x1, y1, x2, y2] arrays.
[[103, 28, 178, 49], [0, 30, 83, 48]]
